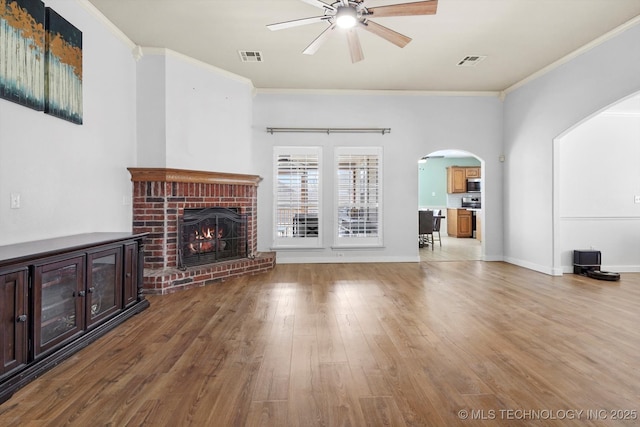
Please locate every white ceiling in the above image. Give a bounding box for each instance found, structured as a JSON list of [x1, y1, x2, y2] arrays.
[[87, 0, 640, 92]]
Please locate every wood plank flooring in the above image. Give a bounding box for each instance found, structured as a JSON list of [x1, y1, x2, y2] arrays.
[[419, 235, 482, 261], [1, 261, 639, 426]]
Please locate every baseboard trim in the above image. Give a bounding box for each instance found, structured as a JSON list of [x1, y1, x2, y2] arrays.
[[503, 257, 559, 276], [276, 255, 420, 264]]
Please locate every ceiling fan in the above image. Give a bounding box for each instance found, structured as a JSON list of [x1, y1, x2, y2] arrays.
[[267, 0, 438, 63]]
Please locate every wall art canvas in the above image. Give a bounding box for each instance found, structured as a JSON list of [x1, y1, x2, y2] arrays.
[[0, 0, 46, 111], [44, 7, 82, 124]]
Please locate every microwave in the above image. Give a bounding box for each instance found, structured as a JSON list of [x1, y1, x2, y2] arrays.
[[466, 178, 481, 193]]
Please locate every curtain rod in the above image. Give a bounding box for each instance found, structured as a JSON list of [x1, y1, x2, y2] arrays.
[[266, 127, 391, 135]]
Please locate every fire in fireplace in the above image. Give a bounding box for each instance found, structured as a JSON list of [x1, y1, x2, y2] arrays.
[[178, 207, 247, 269]]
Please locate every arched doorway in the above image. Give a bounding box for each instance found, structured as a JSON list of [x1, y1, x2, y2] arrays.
[[418, 149, 484, 261], [553, 92, 640, 273]]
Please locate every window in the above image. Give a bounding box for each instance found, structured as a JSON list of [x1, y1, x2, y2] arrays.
[[273, 147, 322, 248], [335, 147, 383, 247]]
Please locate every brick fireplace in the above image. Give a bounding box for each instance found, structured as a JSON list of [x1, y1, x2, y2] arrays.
[[128, 168, 275, 294]]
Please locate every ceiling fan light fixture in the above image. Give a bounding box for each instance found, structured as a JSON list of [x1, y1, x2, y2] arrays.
[[335, 7, 357, 29], [267, 0, 440, 61]]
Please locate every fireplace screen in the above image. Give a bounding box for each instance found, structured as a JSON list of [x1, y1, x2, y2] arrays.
[[178, 207, 247, 268]]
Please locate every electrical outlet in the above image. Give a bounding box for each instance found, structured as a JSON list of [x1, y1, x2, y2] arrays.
[[10, 193, 21, 209], [635, 195, 640, 204]]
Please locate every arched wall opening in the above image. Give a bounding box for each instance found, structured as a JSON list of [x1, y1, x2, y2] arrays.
[[418, 149, 486, 260], [553, 92, 640, 273]]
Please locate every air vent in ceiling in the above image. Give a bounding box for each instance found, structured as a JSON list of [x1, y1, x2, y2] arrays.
[[457, 55, 486, 67], [239, 51, 263, 63]]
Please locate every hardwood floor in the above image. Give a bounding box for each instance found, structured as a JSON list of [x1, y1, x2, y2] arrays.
[[1, 261, 639, 426], [419, 235, 482, 261]]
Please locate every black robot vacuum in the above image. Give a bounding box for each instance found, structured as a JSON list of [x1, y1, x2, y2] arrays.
[[573, 250, 620, 281]]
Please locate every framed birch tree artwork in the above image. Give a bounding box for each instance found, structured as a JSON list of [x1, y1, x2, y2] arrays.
[[44, 7, 82, 124], [0, 0, 46, 111]]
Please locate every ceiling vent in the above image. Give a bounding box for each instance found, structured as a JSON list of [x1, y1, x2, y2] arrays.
[[457, 55, 486, 67], [239, 51, 263, 63]]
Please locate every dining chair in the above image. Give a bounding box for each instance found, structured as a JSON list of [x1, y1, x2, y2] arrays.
[[418, 210, 434, 249], [431, 209, 442, 247]]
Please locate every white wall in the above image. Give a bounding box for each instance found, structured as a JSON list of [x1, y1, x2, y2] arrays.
[[558, 111, 640, 272], [252, 92, 504, 263], [0, 0, 264, 249], [136, 53, 167, 167], [136, 49, 255, 174], [0, 0, 137, 246], [4, 1, 638, 275], [503, 21, 640, 275]]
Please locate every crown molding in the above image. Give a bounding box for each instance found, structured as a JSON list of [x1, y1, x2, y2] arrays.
[[75, 0, 136, 51], [255, 88, 501, 97]]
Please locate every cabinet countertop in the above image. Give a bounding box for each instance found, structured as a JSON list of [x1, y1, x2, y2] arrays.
[[0, 232, 148, 267]]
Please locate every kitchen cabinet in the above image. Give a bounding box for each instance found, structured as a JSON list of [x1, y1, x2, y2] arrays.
[[446, 167, 467, 193], [465, 167, 481, 178], [447, 209, 473, 238], [0, 233, 148, 404], [476, 214, 482, 242], [447, 166, 481, 193]]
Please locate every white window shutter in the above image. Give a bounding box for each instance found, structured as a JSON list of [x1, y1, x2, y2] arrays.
[[335, 147, 383, 247], [273, 147, 322, 248]]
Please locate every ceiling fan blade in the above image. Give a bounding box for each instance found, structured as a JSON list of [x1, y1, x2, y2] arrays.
[[368, 0, 438, 17], [303, 24, 337, 55], [267, 16, 330, 31], [300, 0, 336, 12], [359, 20, 411, 48], [346, 28, 364, 63]]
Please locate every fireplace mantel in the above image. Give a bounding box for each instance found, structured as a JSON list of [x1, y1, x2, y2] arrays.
[[127, 168, 262, 186]]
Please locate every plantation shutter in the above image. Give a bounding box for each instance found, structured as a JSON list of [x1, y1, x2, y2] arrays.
[[273, 147, 322, 248], [335, 147, 383, 247]]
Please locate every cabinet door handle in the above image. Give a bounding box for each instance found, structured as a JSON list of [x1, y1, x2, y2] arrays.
[[88, 287, 95, 293], [17, 314, 27, 323], [78, 290, 86, 297]]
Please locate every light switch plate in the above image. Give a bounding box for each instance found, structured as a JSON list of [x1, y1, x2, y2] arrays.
[[635, 195, 640, 204], [10, 193, 21, 209]]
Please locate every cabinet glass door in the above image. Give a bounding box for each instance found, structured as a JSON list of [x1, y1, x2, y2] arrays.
[[34, 256, 84, 356], [87, 247, 122, 327]]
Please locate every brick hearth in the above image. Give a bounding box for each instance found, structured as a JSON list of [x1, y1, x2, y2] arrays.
[[128, 168, 275, 294]]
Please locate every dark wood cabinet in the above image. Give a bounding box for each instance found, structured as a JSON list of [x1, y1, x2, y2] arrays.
[[33, 255, 85, 358], [86, 246, 123, 328], [0, 233, 148, 404], [0, 269, 28, 377], [123, 242, 138, 308]]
